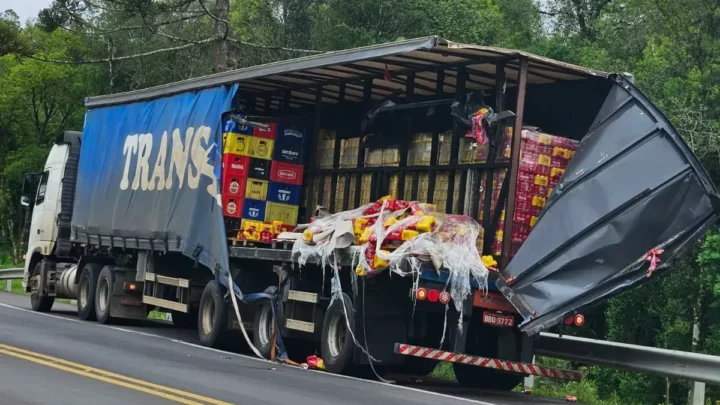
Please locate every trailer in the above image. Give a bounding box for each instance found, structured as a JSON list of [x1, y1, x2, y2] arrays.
[[19, 36, 719, 390]]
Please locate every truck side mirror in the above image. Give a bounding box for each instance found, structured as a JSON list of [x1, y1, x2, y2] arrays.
[[20, 195, 31, 207]]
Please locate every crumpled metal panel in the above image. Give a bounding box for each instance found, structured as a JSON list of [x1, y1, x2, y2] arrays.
[[497, 75, 719, 335]]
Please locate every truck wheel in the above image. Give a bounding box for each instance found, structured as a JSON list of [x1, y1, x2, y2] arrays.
[[252, 286, 280, 359], [171, 309, 198, 329], [95, 266, 115, 324], [77, 263, 102, 321], [198, 280, 230, 348], [321, 293, 355, 374], [29, 262, 54, 312], [453, 324, 523, 391]]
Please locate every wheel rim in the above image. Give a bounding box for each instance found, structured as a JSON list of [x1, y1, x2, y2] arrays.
[[30, 274, 41, 299], [201, 299, 215, 335], [258, 305, 273, 346], [327, 313, 347, 358], [79, 278, 89, 308], [98, 278, 109, 313]]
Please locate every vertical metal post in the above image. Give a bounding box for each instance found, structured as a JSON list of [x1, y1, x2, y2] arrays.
[[354, 79, 372, 207], [427, 69, 444, 203], [524, 356, 535, 391], [282, 91, 291, 113], [305, 87, 323, 220], [446, 66, 467, 213], [397, 73, 414, 200], [329, 84, 345, 212], [501, 57, 528, 269], [480, 62, 506, 242], [690, 382, 705, 405], [6, 279, 11, 292]]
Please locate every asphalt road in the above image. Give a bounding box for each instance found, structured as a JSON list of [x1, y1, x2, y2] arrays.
[[0, 292, 571, 405]]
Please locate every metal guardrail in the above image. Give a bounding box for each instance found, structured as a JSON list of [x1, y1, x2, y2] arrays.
[[0, 268, 23, 280], [537, 333, 720, 385]]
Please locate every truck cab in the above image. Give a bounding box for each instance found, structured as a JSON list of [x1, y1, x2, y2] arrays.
[[21, 131, 82, 303]]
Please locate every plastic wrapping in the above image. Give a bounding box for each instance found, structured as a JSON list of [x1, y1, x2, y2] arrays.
[[292, 197, 489, 331]]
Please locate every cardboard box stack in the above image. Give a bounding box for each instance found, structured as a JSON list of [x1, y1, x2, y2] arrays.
[[221, 118, 305, 242], [490, 130, 577, 258]]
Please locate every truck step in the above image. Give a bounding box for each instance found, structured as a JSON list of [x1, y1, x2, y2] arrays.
[[287, 290, 318, 304], [394, 343, 581, 381], [142, 296, 188, 313], [145, 273, 189, 288], [285, 319, 315, 333]]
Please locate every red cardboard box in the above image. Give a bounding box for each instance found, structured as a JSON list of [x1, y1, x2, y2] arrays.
[[270, 161, 304, 186], [223, 154, 249, 177]]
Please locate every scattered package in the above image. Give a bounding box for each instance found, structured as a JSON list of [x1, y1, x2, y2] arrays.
[[293, 196, 490, 321]]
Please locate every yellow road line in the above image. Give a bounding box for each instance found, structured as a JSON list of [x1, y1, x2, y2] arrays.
[[0, 343, 234, 405]]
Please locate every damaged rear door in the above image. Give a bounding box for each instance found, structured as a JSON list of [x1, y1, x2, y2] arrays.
[[497, 74, 720, 336]]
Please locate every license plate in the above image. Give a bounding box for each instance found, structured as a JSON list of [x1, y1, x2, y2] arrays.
[[482, 311, 515, 327]]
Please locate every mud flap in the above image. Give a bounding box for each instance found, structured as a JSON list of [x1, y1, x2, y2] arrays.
[[498, 74, 720, 336]]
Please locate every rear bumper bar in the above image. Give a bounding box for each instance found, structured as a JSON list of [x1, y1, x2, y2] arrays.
[[393, 342, 581, 381]]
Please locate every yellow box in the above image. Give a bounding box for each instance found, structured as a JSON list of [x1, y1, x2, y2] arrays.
[[265, 202, 299, 226], [223, 133, 251, 156], [250, 137, 274, 160], [245, 178, 269, 200]]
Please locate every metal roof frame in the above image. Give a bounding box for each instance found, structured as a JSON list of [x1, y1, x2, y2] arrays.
[[85, 36, 609, 109]]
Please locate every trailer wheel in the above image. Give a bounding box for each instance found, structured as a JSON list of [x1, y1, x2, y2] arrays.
[[29, 262, 54, 312], [95, 266, 115, 324], [198, 280, 229, 348], [453, 324, 523, 391], [77, 263, 102, 321], [321, 293, 355, 374], [252, 286, 280, 359]]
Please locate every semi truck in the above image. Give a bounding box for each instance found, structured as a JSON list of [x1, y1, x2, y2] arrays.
[[19, 36, 719, 390]]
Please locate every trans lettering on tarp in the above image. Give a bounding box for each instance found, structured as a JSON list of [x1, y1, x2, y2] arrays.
[[73, 85, 238, 280]]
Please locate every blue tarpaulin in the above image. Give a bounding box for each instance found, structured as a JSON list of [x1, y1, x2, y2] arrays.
[[72, 85, 238, 281]]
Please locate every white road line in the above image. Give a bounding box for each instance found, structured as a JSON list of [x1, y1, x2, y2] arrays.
[[0, 300, 500, 405]]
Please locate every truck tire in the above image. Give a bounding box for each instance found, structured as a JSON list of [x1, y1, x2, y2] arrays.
[[30, 262, 54, 312], [95, 266, 115, 324], [252, 286, 280, 359], [198, 280, 230, 348], [453, 324, 523, 391], [171, 309, 198, 329], [320, 293, 355, 374], [77, 263, 102, 321]]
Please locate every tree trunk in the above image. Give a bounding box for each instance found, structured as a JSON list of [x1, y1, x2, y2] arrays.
[[213, 0, 230, 73]]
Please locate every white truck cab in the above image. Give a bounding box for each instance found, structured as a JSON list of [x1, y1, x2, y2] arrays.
[[21, 132, 80, 293]]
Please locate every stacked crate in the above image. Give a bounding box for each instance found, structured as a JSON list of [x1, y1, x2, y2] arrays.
[[221, 119, 253, 233], [491, 130, 578, 258], [221, 119, 305, 242], [265, 124, 305, 232]]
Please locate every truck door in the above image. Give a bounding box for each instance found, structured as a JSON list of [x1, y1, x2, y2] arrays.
[[27, 145, 69, 251], [497, 74, 720, 336]]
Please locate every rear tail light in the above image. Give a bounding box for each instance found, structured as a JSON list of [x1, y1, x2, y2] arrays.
[[415, 288, 453, 304], [563, 313, 585, 327], [439, 291, 451, 304]]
